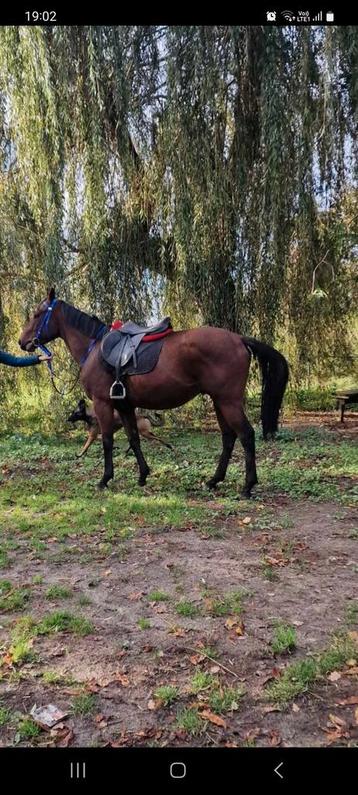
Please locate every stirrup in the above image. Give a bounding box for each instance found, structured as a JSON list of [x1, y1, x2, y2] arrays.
[[110, 380, 126, 399]]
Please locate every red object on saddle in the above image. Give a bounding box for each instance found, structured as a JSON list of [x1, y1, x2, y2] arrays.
[[142, 328, 173, 343], [111, 320, 123, 330]]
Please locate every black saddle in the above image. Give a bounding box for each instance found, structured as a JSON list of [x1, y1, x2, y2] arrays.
[[101, 317, 172, 399]]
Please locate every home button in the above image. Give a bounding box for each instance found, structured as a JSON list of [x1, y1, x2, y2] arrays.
[[170, 762, 187, 779]]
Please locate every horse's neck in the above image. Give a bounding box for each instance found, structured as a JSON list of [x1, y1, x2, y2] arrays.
[[60, 324, 90, 366]]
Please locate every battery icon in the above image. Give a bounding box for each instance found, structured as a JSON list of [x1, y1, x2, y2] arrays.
[[326, 11, 334, 21]]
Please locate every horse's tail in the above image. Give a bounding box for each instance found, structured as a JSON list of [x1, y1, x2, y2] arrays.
[[242, 336, 289, 439]]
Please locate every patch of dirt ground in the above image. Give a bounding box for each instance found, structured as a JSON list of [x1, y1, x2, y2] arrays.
[[0, 497, 357, 748]]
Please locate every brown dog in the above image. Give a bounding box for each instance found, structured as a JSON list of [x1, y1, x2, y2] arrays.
[[67, 399, 173, 457]]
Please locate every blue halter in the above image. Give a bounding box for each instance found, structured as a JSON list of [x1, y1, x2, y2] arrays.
[[34, 298, 58, 373]]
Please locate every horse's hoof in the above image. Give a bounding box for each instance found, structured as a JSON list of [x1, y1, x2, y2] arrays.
[[97, 481, 108, 490], [138, 478, 147, 487], [206, 478, 218, 490]]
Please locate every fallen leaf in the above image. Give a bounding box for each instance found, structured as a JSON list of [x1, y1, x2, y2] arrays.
[[346, 659, 357, 667], [114, 673, 130, 687], [324, 729, 345, 745], [200, 709, 226, 728], [104, 569, 112, 576], [328, 671, 341, 682], [54, 727, 74, 747], [88, 679, 102, 692], [235, 622, 245, 637], [242, 516, 252, 525], [128, 592, 144, 601], [328, 714, 346, 729], [243, 728, 261, 742], [189, 654, 204, 665], [344, 666, 358, 676], [268, 730, 282, 746], [168, 626, 186, 637], [225, 617, 239, 630], [348, 631, 358, 643], [292, 703, 300, 713], [210, 666, 220, 674], [336, 696, 358, 706], [147, 699, 157, 711]]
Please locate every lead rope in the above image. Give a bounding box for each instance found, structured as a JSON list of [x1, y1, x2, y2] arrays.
[[36, 343, 80, 397]]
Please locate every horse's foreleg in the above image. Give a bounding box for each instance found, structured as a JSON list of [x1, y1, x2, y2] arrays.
[[120, 409, 150, 486], [207, 403, 237, 489], [93, 399, 114, 489]]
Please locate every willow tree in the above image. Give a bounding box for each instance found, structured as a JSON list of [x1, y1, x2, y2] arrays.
[[0, 25, 357, 379]]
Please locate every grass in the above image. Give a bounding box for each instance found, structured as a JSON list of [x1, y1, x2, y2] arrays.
[[176, 707, 203, 736], [0, 549, 9, 569], [205, 591, 245, 617], [0, 581, 30, 612], [71, 694, 96, 716], [209, 686, 245, 713], [16, 717, 41, 741], [138, 618, 151, 630], [266, 633, 357, 704], [154, 685, 179, 706], [190, 672, 217, 693], [271, 624, 297, 655], [175, 601, 201, 618], [46, 585, 72, 600], [345, 601, 358, 625], [201, 646, 219, 660], [148, 591, 170, 602], [0, 705, 11, 726], [37, 611, 94, 636], [262, 564, 279, 582]]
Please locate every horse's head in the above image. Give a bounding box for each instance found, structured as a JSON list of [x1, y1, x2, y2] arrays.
[[19, 287, 60, 352]]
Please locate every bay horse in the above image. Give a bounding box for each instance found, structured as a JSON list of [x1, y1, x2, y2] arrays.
[[19, 288, 289, 496]]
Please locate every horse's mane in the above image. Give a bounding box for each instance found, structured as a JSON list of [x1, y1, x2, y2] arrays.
[[61, 302, 108, 339]]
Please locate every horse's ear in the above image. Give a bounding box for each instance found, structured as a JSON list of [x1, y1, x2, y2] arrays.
[[48, 287, 56, 302], [79, 398, 86, 408]]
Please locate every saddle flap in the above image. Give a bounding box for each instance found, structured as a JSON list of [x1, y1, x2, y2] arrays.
[[101, 331, 127, 368]]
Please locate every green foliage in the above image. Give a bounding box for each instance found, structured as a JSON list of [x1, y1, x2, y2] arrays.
[[0, 26, 357, 430], [37, 611, 94, 636], [154, 685, 179, 705], [271, 624, 297, 655], [266, 633, 357, 703]]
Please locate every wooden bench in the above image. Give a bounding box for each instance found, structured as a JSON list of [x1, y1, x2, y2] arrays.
[[333, 389, 358, 422]]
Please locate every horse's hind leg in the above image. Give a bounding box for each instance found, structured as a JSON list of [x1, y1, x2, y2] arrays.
[[207, 404, 237, 489], [215, 402, 258, 498], [120, 409, 150, 486]]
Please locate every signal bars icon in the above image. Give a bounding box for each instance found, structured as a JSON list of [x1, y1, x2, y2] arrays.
[[313, 11, 323, 21]]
